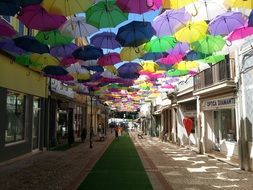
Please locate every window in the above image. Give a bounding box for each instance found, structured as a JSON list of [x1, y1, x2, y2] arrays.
[[5, 90, 26, 144]]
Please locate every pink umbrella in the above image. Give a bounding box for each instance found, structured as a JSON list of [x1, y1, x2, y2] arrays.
[[60, 56, 77, 66], [158, 54, 184, 65], [18, 5, 66, 31], [116, 0, 162, 14], [0, 18, 17, 37], [97, 52, 121, 66], [227, 26, 253, 42]]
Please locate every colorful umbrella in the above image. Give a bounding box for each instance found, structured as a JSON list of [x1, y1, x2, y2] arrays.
[[97, 52, 121, 66], [118, 62, 142, 79], [0, 0, 20, 16], [30, 53, 59, 71], [175, 21, 208, 43], [152, 8, 191, 37], [0, 38, 26, 55], [186, 0, 227, 21], [86, 1, 128, 28], [15, 54, 38, 67], [169, 0, 197, 9], [20, 0, 42, 7], [158, 54, 184, 65], [42, 0, 93, 16], [104, 65, 117, 74], [209, 11, 245, 36], [167, 42, 189, 55], [35, 30, 73, 46], [167, 69, 189, 77], [116, 21, 156, 47], [42, 65, 68, 76], [200, 55, 225, 64], [90, 32, 121, 49], [13, 36, 49, 54], [59, 16, 98, 38], [116, 0, 162, 14], [72, 45, 103, 61], [50, 43, 78, 58], [224, 0, 253, 9], [173, 60, 198, 70], [144, 36, 176, 52], [17, 5, 66, 31], [141, 61, 159, 72], [0, 18, 17, 37], [227, 26, 253, 42], [66, 63, 91, 81], [60, 56, 77, 67], [142, 52, 167, 61], [120, 45, 145, 61], [249, 10, 253, 27], [184, 50, 208, 61], [80, 60, 98, 67], [191, 35, 225, 54]]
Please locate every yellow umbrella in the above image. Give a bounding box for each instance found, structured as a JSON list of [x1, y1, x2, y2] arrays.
[[169, 0, 197, 9], [30, 53, 59, 72], [104, 65, 117, 74], [141, 61, 159, 73], [42, 0, 93, 16], [174, 21, 208, 43], [224, 0, 253, 9], [173, 61, 199, 70], [120, 45, 144, 61]]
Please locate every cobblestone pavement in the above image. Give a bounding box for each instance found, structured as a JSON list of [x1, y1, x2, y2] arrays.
[[0, 132, 114, 190], [130, 132, 253, 190]]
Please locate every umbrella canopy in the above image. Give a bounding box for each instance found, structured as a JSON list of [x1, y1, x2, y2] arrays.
[[209, 11, 245, 36], [60, 56, 77, 66], [20, 0, 42, 7], [118, 62, 143, 79], [0, 0, 20, 16], [50, 43, 78, 58], [116, 21, 156, 47], [86, 0, 128, 28], [66, 63, 91, 81], [227, 26, 253, 42], [120, 45, 145, 61], [14, 36, 49, 54], [186, 0, 227, 21], [191, 35, 226, 54], [224, 0, 253, 9], [0, 18, 17, 37], [59, 16, 98, 38], [116, 0, 162, 14], [17, 5, 67, 31], [35, 30, 73, 46], [175, 21, 208, 43], [72, 45, 103, 61], [173, 61, 199, 70], [167, 69, 189, 76], [90, 32, 121, 49], [167, 42, 189, 55], [158, 54, 184, 65], [15, 54, 38, 67], [30, 53, 60, 71], [144, 36, 176, 52], [80, 59, 98, 67], [0, 38, 26, 55], [200, 55, 225, 64], [184, 50, 208, 61], [97, 52, 121, 66], [42, 0, 93, 16], [249, 10, 253, 27], [42, 65, 68, 76], [152, 8, 191, 37], [142, 52, 166, 61], [141, 61, 159, 72]]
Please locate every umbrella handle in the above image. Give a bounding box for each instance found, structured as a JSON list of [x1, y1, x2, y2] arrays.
[[146, 0, 154, 8], [105, 0, 114, 12], [191, 3, 198, 17], [44, 33, 49, 40], [134, 47, 140, 53], [226, 40, 232, 47]]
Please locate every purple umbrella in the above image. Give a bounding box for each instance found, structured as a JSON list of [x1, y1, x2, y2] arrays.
[[90, 32, 121, 49], [167, 42, 189, 55], [50, 43, 78, 58], [116, 0, 162, 14], [0, 38, 26, 55], [97, 52, 121, 66], [152, 8, 191, 37], [209, 11, 246, 36], [17, 4, 66, 31], [118, 62, 143, 79], [0, 18, 17, 37]]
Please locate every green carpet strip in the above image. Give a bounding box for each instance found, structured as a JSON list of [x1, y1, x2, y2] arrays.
[[78, 134, 153, 190]]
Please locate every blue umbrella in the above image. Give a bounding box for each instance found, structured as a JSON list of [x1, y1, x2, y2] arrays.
[[116, 21, 156, 47], [142, 52, 167, 61], [72, 45, 103, 61], [184, 50, 209, 61], [86, 65, 104, 72], [249, 10, 253, 27], [13, 36, 49, 54], [42, 65, 68, 76], [118, 62, 142, 79], [20, 0, 42, 7], [0, 0, 20, 16]]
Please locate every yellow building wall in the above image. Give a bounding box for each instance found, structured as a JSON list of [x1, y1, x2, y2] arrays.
[[0, 53, 48, 98]]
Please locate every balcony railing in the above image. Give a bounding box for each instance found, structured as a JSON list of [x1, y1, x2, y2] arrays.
[[194, 57, 235, 91]]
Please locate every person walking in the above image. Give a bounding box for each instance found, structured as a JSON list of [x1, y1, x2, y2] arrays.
[[114, 125, 119, 140], [81, 127, 87, 143]]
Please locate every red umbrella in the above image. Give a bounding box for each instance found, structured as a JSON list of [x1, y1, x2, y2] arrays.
[[97, 52, 121, 66], [17, 5, 66, 31], [0, 18, 17, 37]]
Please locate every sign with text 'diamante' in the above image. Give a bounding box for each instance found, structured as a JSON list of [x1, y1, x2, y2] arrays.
[[202, 96, 235, 110]]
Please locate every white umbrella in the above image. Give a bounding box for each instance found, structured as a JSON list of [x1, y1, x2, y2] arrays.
[[59, 16, 98, 38], [186, 0, 227, 21]]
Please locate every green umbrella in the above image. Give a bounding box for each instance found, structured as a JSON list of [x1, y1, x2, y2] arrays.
[[200, 55, 225, 64], [191, 35, 225, 54], [86, 0, 128, 28], [167, 69, 189, 77], [144, 36, 177, 53], [35, 30, 73, 46], [15, 54, 40, 67]]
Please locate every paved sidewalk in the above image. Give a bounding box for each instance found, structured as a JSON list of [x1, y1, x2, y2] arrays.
[[0, 131, 114, 190], [130, 132, 253, 190]]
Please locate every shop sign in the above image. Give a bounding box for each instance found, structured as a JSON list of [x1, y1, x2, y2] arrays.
[[202, 96, 235, 110]]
